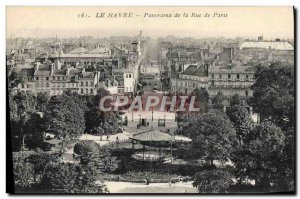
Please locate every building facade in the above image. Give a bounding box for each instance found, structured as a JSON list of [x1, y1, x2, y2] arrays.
[[16, 61, 100, 96]]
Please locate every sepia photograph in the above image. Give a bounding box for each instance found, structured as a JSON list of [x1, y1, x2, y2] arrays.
[[6, 6, 295, 194]]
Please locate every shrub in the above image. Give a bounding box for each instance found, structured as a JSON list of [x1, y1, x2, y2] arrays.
[[73, 140, 99, 156], [193, 169, 234, 193]]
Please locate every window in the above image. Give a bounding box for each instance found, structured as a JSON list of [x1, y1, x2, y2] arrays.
[[90, 89, 93, 94], [86, 88, 88, 93], [86, 82, 88, 86], [237, 74, 240, 79], [219, 74, 222, 79], [246, 75, 249, 80], [245, 90, 249, 97], [46, 77, 49, 81], [81, 88, 83, 93], [81, 82, 83, 86], [90, 82, 93, 86], [126, 74, 128, 78], [35, 77, 39, 80], [129, 74, 132, 78], [212, 74, 214, 79], [228, 74, 231, 79], [21, 84, 25, 88]]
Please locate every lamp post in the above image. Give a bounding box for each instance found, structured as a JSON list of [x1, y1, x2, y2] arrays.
[[139, 115, 141, 126], [132, 110, 133, 122], [152, 107, 154, 121]]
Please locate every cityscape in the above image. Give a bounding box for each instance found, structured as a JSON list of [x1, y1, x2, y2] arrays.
[[7, 7, 295, 194]]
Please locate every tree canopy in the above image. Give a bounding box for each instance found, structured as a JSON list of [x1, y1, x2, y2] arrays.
[[44, 93, 85, 139], [183, 112, 236, 165], [250, 61, 294, 130]]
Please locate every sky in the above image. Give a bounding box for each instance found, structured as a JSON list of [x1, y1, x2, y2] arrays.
[[6, 6, 294, 40]]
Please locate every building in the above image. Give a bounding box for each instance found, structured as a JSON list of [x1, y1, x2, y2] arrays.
[[166, 46, 210, 73], [171, 64, 208, 95], [238, 37, 294, 64], [170, 61, 255, 98], [15, 61, 100, 96], [208, 63, 255, 98]]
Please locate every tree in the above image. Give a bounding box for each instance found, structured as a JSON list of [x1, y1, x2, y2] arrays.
[[87, 88, 111, 109], [229, 94, 242, 106], [7, 68, 23, 92], [84, 88, 120, 134], [211, 91, 225, 110], [26, 152, 58, 183], [226, 105, 252, 146], [64, 90, 88, 111], [36, 92, 50, 112], [70, 168, 108, 193], [24, 112, 46, 149], [193, 169, 234, 193], [74, 140, 119, 174], [74, 140, 100, 165], [84, 107, 102, 132], [191, 87, 209, 113], [44, 94, 85, 140], [250, 61, 294, 130], [40, 162, 79, 192], [13, 153, 34, 190], [40, 160, 108, 193], [183, 112, 236, 166], [9, 91, 36, 150], [233, 122, 286, 191]]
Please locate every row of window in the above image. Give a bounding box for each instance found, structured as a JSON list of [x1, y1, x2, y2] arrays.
[[50, 88, 94, 95], [180, 75, 206, 81], [80, 81, 94, 86], [35, 76, 65, 81], [81, 88, 94, 94], [125, 74, 132, 78], [210, 74, 252, 80], [174, 80, 253, 88], [34, 81, 93, 87]]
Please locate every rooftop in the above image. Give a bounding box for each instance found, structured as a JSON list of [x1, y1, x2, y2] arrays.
[[208, 64, 255, 74], [240, 41, 294, 51], [180, 65, 198, 75], [130, 130, 174, 142]]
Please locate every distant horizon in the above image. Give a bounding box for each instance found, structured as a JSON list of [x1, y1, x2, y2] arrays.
[[6, 33, 294, 41]]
